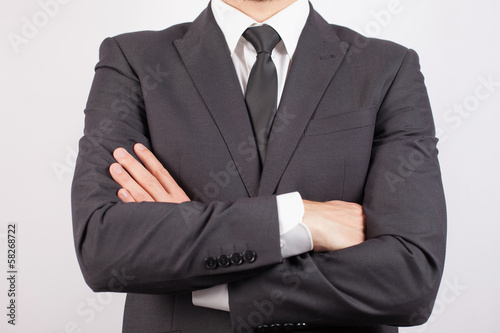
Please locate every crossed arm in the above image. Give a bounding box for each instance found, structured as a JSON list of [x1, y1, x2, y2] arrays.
[[73, 37, 446, 328], [109, 143, 365, 253]]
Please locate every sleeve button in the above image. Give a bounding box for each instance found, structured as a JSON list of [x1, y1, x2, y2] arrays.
[[270, 323, 281, 331], [256, 325, 269, 332], [217, 254, 231, 267], [204, 257, 218, 270], [230, 252, 244, 265], [243, 250, 257, 263]]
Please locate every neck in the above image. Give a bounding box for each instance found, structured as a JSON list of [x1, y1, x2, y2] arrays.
[[222, 0, 298, 22]]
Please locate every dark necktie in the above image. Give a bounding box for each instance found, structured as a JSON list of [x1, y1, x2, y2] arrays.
[[243, 25, 281, 165]]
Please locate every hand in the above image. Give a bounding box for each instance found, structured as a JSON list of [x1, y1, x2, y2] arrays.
[[109, 143, 190, 203], [302, 200, 365, 252]]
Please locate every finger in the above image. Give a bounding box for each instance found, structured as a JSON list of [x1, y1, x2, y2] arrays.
[[110, 163, 154, 202], [133, 144, 178, 190], [134, 143, 190, 202], [117, 188, 136, 203], [113, 148, 171, 201]]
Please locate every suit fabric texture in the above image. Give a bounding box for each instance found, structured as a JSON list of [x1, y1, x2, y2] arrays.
[[71, 3, 446, 333]]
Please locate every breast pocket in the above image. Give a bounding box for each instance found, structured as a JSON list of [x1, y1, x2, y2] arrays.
[[288, 107, 378, 202], [304, 107, 378, 137]]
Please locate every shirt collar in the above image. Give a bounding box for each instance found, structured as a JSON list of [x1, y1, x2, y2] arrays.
[[211, 0, 310, 57]]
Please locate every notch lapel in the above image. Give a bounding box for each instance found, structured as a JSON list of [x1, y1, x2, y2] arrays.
[[174, 7, 261, 197], [259, 8, 350, 196]]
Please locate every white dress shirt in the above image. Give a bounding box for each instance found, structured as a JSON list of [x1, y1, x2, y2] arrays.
[[192, 0, 312, 312]]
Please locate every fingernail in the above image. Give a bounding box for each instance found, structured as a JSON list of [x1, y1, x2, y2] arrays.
[[119, 189, 128, 198], [115, 148, 126, 158], [111, 164, 122, 174], [136, 143, 146, 151]]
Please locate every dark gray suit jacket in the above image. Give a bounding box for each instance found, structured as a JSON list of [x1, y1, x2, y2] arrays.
[[71, 3, 446, 333]]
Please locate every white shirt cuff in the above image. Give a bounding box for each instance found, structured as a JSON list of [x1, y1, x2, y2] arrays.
[[192, 284, 230, 312], [276, 192, 313, 258], [276, 191, 304, 234]]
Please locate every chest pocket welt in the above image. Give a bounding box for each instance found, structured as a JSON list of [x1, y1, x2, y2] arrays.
[[304, 107, 378, 136]]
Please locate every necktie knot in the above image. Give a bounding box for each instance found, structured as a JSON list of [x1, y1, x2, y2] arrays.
[[243, 25, 281, 55]]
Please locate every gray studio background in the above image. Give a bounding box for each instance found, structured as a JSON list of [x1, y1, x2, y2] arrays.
[[1, 0, 499, 332]]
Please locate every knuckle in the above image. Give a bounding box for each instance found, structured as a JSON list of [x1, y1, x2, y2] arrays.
[[350, 204, 364, 215], [157, 167, 173, 180], [135, 193, 151, 202], [143, 174, 157, 186], [156, 167, 168, 177]]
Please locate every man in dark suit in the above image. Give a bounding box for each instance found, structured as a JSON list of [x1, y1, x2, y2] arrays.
[[71, 0, 446, 332]]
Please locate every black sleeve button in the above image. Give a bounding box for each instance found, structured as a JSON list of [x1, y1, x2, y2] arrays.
[[217, 254, 231, 267], [256, 324, 269, 332], [270, 324, 281, 331], [296, 322, 308, 328], [243, 250, 257, 263], [230, 252, 244, 265], [283, 323, 295, 331], [204, 257, 218, 270]]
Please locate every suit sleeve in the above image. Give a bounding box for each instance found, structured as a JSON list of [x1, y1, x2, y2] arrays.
[[227, 49, 446, 329], [71, 37, 283, 294]]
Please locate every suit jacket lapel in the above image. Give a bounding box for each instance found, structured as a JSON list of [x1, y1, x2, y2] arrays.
[[174, 6, 261, 197], [259, 7, 349, 196]]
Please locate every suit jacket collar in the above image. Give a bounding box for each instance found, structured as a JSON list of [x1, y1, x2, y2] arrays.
[[174, 3, 349, 197], [174, 5, 262, 197]]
